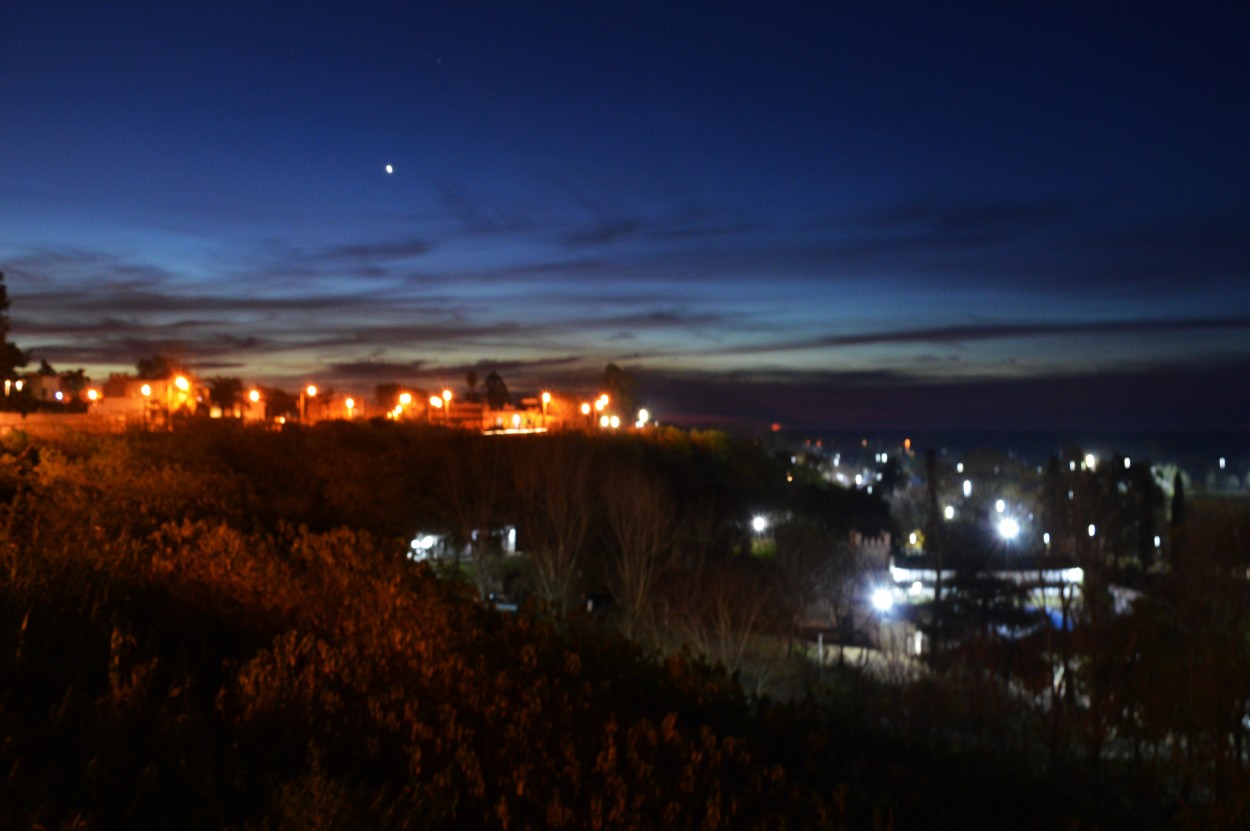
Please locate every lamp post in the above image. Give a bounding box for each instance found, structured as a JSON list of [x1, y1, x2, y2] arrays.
[[300, 385, 317, 423], [541, 391, 551, 429], [441, 389, 452, 425]]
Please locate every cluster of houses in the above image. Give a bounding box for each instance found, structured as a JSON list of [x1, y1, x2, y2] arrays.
[[8, 370, 650, 436]]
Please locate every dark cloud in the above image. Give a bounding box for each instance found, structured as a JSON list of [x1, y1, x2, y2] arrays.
[[689, 316, 1250, 357], [641, 356, 1250, 433], [863, 198, 1074, 237], [318, 238, 434, 262]]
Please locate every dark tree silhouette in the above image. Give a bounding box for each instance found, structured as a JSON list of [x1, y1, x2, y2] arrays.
[[136, 354, 183, 380], [483, 371, 510, 410], [1170, 471, 1186, 568], [374, 382, 402, 408], [600, 362, 638, 415], [0, 272, 28, 381], [208, 377, 245, 414], [464, 368, 481, 402]]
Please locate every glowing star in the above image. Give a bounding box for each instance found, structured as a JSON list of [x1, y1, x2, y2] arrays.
[[385, 164, 394, 174]]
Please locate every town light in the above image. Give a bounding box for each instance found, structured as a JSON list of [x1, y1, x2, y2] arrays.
[[944, 505, 955, 520], [175, 376, 190, 392], [609, 415, 620, 429], [870, 587, 895, 614], [54, 391, 64, 401], [997, 517, 1020, 540], [636, 408, 649, 426], [248, 389, 261, 403], [598, 414, 610, 428], [1043, 532, 1051, 545], [399, 392, 412, 406], [141, 384, 152, 397], [580, 402, 591, 415], [306, 385, 317, 398], [86, 389, 99, 401], [963, 479, 972, 497], [541, 391, 551, 405], [1088, 524, 1096, 538], [594, 398, 607, 412], [429, 395, 443, 408], [442, 389, 452, 403], [1084, 453, 1096, 471], [751, 515, 768, 533], [345, 397, 355, 412], [995, 499, 1005, 514]]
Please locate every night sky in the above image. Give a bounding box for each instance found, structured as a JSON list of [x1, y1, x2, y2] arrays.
[[3, 2, 1249, 432]]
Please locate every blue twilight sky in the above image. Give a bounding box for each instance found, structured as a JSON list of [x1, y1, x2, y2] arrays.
[[2, 1, 1249, 431]]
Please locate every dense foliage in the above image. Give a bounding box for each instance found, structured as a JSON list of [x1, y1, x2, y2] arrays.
[[0, 423, 1242, 828]]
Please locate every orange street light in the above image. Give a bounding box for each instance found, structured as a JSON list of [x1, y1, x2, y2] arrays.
[[175, 376, 190, 392], [399, 392, 412, 406], [345, 397, 355, 414], [580, 402, 591, 416], [541, 390, 551, 427], [141, 383, 152, 397], [86, 389, 99, 402], [248, 389, 261, 403], [441, 388, 452, 403], [300, 385, 318, 423], [429, 395, 443, 408]]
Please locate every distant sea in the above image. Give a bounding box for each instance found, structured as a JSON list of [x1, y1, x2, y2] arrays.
[[799, 429, 1249, 475]]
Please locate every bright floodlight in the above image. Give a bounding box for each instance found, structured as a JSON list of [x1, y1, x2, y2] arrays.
[[1124, 457, 1131, 469], [751, 515, 767, 533], [944, 505, 955, 520], [997, 517, 1020, 540], [995, 499, 1005, 514], [962, 479, 972, 498], [1088, 524, 1096, 537], [871, 587, 894, 613]]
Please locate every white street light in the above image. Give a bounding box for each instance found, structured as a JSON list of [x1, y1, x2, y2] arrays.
[[997, 517, 1020, 540], [751, 515, 768, 533], [870, 587, 894, 614]]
